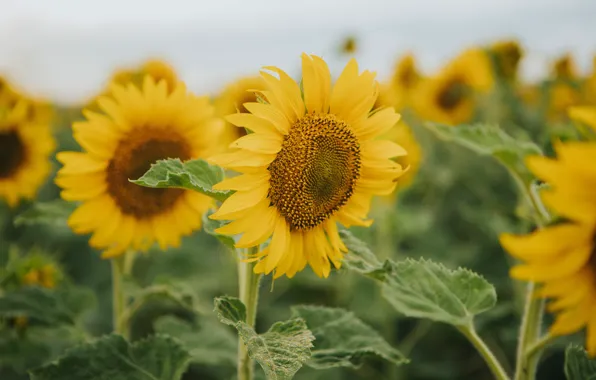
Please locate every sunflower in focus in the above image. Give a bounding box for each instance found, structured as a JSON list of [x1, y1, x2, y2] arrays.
[[57, 77, 223, 258], [414, 48, 493, 125], [214, 76, 267, 150], [209, 54, 406, 278], [489, 40, 523, 82], [500, 107, 596, 355], [389, 53, 421, 109], [0, 102, 55, 207]]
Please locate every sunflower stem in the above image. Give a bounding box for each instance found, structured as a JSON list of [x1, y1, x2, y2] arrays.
[[111, 256, 126, 336], [237, 248, 262, 380], [513, 182, 551, 380], [458, 323, 510, 380]]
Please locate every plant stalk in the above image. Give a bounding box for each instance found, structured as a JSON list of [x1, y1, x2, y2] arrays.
[[111, 256, 126, 335], [458, 323, 510, 380], [237, 247, 262, 380]]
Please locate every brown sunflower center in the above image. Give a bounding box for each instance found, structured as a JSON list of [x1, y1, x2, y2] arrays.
[[0, 129, 26, 178], [106, 128, 192, 218], [267, 113, 361, 231], [437, 78, 468, 110]]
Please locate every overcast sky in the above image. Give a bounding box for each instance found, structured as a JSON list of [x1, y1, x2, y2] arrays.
[[0, 0, 594, 105]]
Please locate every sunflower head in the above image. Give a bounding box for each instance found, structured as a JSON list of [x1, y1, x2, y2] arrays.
[[552, 54, 579, 80], [415, 48, 493, 125], [57, 77, 223, 258], [214, 76, 267, 150], [391, 53, 420, 91], [547, 82, 584, 122], [0, 101, 55, 207], [209, 54, 406, 279], [489, 40, 523, 81]]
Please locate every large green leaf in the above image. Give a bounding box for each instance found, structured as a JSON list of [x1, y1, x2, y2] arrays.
[[291, 305, 408, 369], [30, 334, 191, 380], [214, 296, 314, 380], [424, 123, 542, 187], [13, 200, 76, 227], [565, 345, 596, 380], [131, 158, 232, 202], [154, 316, 236, 367], [379, 258, 497, 326], [0, 287, 96, 326], [342, 231, 496, 326]]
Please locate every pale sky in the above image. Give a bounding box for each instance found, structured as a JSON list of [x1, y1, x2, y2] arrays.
[[0, 0, 594, 105]]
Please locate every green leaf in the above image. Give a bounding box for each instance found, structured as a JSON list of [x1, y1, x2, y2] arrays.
[[131, 158, 232, 202], [424, 123, 542, 187], [339, 229, 384, 279], [291, 305, 408, 369], [154, 316, 236, 367], [202, 210, 236, 250], [13, 200, 76, 227], [380, 258, 497, 326], [565, 345, 596, 380], [0, 287, 96, 326], [214, 296, 314, 380], [30, 334, 191, 380]]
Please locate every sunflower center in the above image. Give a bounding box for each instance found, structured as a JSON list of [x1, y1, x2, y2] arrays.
[[106, 128, 192, 218], [437, 79, 468, 110], [267, 113, 361, 231], [0, 129, 26, 178]]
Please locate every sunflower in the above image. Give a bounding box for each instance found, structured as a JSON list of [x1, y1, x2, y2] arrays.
[[56, 77, 223, 258], [209, 54, 406, 278], [500, 108, 596, 354], [489, 40, 523, 82], [0, 76, 54, 124], [87, 59, 179, 111], [339, 36, 357, 54], [414, 48, 493, 125], [0, 101, 55, 207], [552, 54, 579, 81], [214, 76, 267, 150]]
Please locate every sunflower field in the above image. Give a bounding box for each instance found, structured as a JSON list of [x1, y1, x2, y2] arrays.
[[1, 34, 596, 380]]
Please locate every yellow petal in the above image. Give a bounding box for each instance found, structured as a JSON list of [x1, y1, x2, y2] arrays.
[[235, 204, 278, 248], [212, 172, 270, 191], [208, 150, 275, 170], [56, 152, 108, 174], [210, 186, 268, 220], [225, 113, 279, 136], [352, 107, 401, 139], [361, 140, 408, 160], [244, 102, 290, 135], [230, 133, 282, 154], [262, 66, 305, 122], [549, 303, 589, 336], [509, 245, 592, 281], [569, 106, 596, 133], [265, 217, 291, 273]]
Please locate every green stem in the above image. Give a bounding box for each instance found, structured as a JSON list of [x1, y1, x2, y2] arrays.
[[111, 256, 125, 335], [237, 247, 262, 380], [458, 323, 510, 380], [525, 334, 557, 360]]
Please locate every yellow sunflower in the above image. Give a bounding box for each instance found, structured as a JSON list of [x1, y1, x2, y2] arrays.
[[0, 76, 54, 124], [56, 77, 223, 258], [389, 53, 421, 109], [552, 54, 579, 81], [339, 36, 357, 54], [585, 57, 596, 105], [214, 76, 267, 150], [489, 40, 523, 82], [87, 59, 179, 111], [500, 107, 596, 355], [414, 48, 493, 125], [0, 101, 55, 207], [209, 54, 406, 279]]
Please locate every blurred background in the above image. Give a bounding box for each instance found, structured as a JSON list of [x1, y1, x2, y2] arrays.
[[1, 1, 595, 380], [1, 0, 595, 104]]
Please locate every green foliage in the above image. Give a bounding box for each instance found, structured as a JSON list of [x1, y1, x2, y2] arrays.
[[214, 296, 315, 380], [202, 211, 236, 251], [0, 286, 96, 326], [342, 230, 496, 326], [291, 305, 408, 369], [424, 122, 542, 188], [154, 316, 236, 367], [131, 158, 232, 202], [13, 200, 75, 227], [565, 345, 596, 380], [30, 334, 191, 380]]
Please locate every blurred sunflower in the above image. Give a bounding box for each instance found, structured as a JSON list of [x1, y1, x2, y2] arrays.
[[214, 76, 267, 150], [489, 40, 523, 82], [0, 101, 55, 207], [209, 54, 406, 278], [87, 59, 179, 111], [0, 76, 54, 124], [500, 107, 596, 355], [583, 57, 596, 105], [57, 77, 223, 258], [414, 48, 493, 125], [340, 36, 357, 54], [389, 53, 421, 109], [383, 121, 421, 189], [552, 54, 579, 80]]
